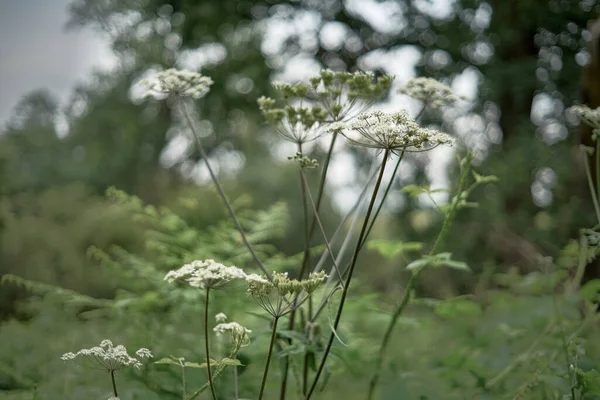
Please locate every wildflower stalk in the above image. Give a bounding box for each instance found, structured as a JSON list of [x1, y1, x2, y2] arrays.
[[233, 355, 239, 400], [581, 146, 600, 224], [258, 316, 280, 400], [367, 153, 473, 400], [186, 364, 228, 400], [181, 360, 187, 400], [281, 133, 338, 400], [596, 140, 600, 198], [361, 151, 405, 247], [204, 288, 217, 400], [306, 149, 391, 399], [110, 370, 118, 397], [177, 96, 270, 277], [300, 170, 343, 281], [359, 102, 426, 247]]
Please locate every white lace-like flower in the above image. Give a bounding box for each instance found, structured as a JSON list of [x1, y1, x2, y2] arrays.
[[214, 321, 252, 348], [570, 105, 600, 129], [164, 259, 247, 289], [399, 77, 464, 109], [331, 110, 454, 153], [247, 271, 328, 317], [144, 69, 213, 99], [215, 312, 228, 323], [60, 340, 152, 372]]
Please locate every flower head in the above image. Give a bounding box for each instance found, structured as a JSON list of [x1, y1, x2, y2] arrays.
[[570, 105, 600, 139], [288, 152, 319, 169], [164, 259, 247, 289], [399, 77, 465, 109], [247, 271, 327, 317], [333, 110, 454, 153], [258, 70, 394, 144], [214, 321, 252, 350], [215, 312, 228, 323], [60, 339, 152, 372], [144, 69, 213, 99]]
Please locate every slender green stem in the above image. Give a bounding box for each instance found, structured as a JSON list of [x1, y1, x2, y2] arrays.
[[258, 316, 280, 400], [367, 153, 472, 400], [306, 149, 391, 399], [281, 133, 338, 400], [204, 288, 217, 400], [485, 320, 553, 389], [582, 146, 600, 224], [361, 151, 405, 248], [178, 97, 270, 278], [181, 363, 187, 400], [110, 370, 118, 398], [233, 356, 239, 400], [186, 363, 228, 400], [596, 140, 600, 201], [300, 170, 343, 282]]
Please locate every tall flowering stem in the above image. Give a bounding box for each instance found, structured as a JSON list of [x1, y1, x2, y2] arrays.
[[258, 316, 280, 400], [306, 149, 391, 399], [205, 288, 217, 400], [366, 153, 473, 400], [177, 97, 270, 278], [110, 370, 118, 397], [281, 133, 339, 399]]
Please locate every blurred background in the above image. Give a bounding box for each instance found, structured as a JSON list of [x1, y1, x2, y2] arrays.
[[1, 0, 599, 399]]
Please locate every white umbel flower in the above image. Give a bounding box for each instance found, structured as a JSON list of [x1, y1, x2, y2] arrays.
[[330, 110, 454, 153], [215, 312, 228, 323], [214, 321, 252, 349], [571, 105, 600, 130], [60, 339, 152, 372], [399, 77, 464, 109], [164, 259, 247, 289], [144, 69, 213, 99]]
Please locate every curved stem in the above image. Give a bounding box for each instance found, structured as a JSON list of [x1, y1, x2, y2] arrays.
[[110, 370, 118, 398], [306, 149, 391, 399], [596, 140, 600, 200], [582, 146, 600, 224], [361, 151, 405, 248], [300, 170, 343, 283], [281, 133, 338, 400], [178, 97, 270, 278], [258, 316, 280, 400], [367, 153, 472, 400], [204, 288, 217, 400]]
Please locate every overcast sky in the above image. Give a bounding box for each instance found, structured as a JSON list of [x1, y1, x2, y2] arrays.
[[0, 0, 114, 125]]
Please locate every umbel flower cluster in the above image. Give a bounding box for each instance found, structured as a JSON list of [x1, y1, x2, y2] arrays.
[[247, 271, 328, 317], [61, 340, 152, 372], [143, 68, 213, 99], [571, 105, 600, 139], [288, 152, 319, 169], [257, 70, 394, 144], [398, 77, 465, 109], [330, 110, 454, 153], [164, 259, 247, 289], [213, 313, 252, 350]]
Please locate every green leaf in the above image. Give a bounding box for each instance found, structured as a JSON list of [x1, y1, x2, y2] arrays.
[[581, 279, 600, 303], [367, 239, 423, 259], [435, 297, 482, 319], [406, 253, 470, 272], [472, 170, 499, 184], [276, 330, 308, 343], [219, 358, 243, 366], [154, 357, 181, 366], [197, 359, 219, 368], [400, 184, 447, 198]]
